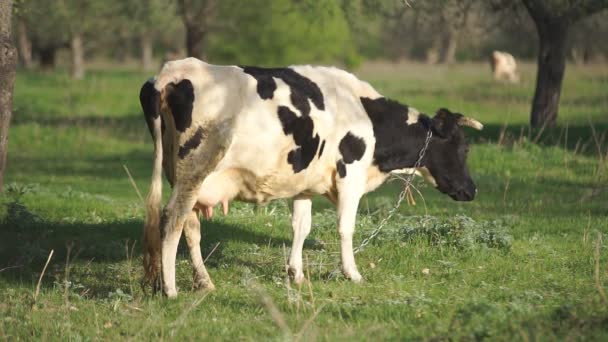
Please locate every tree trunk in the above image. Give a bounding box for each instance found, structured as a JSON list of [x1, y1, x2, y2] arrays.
[[530, 20, 568, 128], [440, 30, 458, 64], [39, 46, 57, 70], [141, 31, 154, 72], [425, 35, 441, 64], [178, 0, 215, 60], [0, 0, 18, 191], [16, 18, 33, 69], [185, 24, 206, 59], [70, 34, 85, 79]]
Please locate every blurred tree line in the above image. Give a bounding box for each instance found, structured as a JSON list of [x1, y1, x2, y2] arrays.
[[12, 0, 608, 79]]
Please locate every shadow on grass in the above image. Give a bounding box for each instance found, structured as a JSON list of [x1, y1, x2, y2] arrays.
[[0, 199, 290, 293], [12, 150, 152, 181]]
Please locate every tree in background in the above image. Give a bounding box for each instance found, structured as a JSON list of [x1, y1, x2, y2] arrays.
[[339, 0, 385, 61], [416, 0, 478, 64], [522, 0, 608, 127], [118, 0, 178, 71], [481, 1, 537, 61], [56, 0, 108, 79], [360, 0, 483, 64], [14, 14, 33, 70], [208, 0, 355, 67], [177, 0, 217, 59], [17, 1, 68, 70], [0, 0, 18, 191], [16, 0, 108, 78], [568, 11, 608, 64]]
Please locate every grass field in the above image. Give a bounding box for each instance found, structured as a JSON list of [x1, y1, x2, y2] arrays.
[[1, 61, 607, 340]]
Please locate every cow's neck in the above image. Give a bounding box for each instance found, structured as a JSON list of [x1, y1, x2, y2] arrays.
[[360, 96, 433, 174], [372, 117, 432, 173]]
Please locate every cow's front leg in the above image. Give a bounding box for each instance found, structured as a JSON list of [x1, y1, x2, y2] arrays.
[[288, 197, 312, 285], [183, 210, 215, 291], [337, 177, 365, 283]]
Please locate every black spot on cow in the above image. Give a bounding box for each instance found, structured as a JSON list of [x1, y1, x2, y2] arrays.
[[318, 140, 326, 158], [178, 127, 206, 159], [360, 97, 431, 173], [139, 79, 160, 136], [339, 132, 366, 164], [277, 106, 320, 173], [336, 160, 346, 178], [241, 66, 325, 116], [166, 79, 195, 132], [242, 67, 276, 99]]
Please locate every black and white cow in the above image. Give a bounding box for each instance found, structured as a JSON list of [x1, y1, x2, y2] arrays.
[[139, 58, 483, 297]]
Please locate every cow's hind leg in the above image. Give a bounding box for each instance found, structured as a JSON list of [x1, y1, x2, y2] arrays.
[[161, 185, 199, 298], [288, 197, 312, 285], [183, 210, 215, 291]]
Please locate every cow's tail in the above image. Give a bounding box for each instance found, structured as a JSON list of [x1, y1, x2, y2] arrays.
[[140, 79, 163, 292]]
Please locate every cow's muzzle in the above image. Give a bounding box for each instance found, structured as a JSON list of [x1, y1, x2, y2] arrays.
[[448, 185, 476, 201]]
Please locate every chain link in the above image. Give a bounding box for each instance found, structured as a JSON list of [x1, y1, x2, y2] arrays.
[[354, 129, 433, 254]]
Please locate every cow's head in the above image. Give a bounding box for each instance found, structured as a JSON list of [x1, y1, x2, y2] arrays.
[[422, 108, 483, 201]]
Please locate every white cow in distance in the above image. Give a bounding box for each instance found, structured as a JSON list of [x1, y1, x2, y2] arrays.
[[490, 51, 520, 83]]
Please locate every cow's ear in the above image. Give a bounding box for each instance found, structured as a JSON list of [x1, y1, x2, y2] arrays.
[[431, 108, 462, 138]]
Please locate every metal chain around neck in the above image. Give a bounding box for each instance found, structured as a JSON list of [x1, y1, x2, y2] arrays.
[[354, 129, 433, 254]]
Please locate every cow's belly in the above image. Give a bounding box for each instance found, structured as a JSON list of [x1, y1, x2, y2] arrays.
[[195, 163, 334, 208]]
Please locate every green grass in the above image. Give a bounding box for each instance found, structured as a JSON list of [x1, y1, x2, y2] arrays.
[[1, 62, 607, 340]]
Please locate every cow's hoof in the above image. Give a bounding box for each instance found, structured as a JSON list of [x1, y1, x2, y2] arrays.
[[193, 279, 216, 292], [164, 288, 178, 299], [288, 267, 305, 285], [344, 270, 363, 283]]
